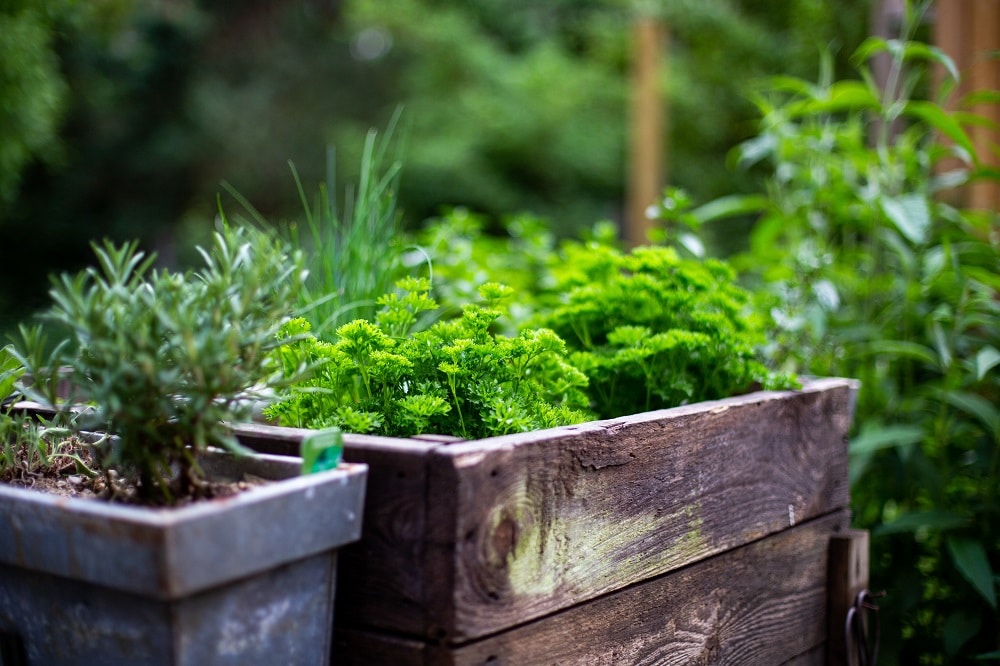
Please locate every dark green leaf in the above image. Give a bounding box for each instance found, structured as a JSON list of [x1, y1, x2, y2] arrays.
[[859, 340, 939, 368], [935, 390, 1000, 439], [947, 537, 998, 609], [850, 424, 924, 455], [874, 510, 968, 536]]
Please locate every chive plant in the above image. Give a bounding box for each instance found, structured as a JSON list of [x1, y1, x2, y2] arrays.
[[225, 110, 409, 341]]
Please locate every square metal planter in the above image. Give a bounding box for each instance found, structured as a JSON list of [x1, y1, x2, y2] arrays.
[[0, 449, 367, 665]]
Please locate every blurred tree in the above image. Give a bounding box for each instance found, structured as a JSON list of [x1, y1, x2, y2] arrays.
[[0, 1, 72, 215], [1, 0, 871, 334]]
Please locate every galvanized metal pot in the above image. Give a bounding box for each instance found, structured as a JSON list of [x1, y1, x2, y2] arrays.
[[0, 449, 367, 665]]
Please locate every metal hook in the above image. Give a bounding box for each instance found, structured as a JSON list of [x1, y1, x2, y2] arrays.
[[845, 589, 882, 666]]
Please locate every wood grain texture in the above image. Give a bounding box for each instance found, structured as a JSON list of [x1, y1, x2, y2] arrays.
[[780, 644, 826, 666], [432, 378, 857, 641], [333, 628, 429, 666], [328, 379, 856, 642], [338, 511, 850, 665], [334, 436, 444, 636], [337, 379, 857, 644]]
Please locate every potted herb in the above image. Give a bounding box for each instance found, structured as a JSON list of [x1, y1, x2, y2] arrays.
[[0, 226, 366, 665], [246, 236, 860, 664]]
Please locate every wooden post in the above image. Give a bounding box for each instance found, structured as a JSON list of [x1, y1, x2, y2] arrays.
[[626, 18, 665, 247], [827, 530, 871, 666], [934, 0, 1000, 211], [968, 0, 1000, 212]]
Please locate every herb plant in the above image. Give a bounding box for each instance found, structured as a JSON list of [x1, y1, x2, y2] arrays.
[[675, 5, 1000, 659], [225, 111, 408, 340], [413, 208, 558, 331], [535, 241, 796, 420], [0, 346, 91, 486], [0, 412, 98, 488], [12, 225, 307, 505], [265, 278, 592, 439]]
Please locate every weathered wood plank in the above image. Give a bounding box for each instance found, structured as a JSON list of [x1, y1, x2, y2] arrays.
[[333, 628, 429, 666], [334, 437, 445, 637], [827, 530, 870, 666], [431, 379, 856, 640], [338, 511, 849, 665], [780, 644, 826, 666]]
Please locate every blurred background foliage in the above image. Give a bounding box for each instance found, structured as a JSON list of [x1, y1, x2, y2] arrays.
[[6, 1, 1000, 661], [0, 0, 871, 335]]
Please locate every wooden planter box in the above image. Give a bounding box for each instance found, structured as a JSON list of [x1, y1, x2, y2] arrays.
[[234, 377, 865, 664]]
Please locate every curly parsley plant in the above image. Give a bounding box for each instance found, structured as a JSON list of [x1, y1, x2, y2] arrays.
[[537, 242, 797, 419], [266, 278, 592, 439]]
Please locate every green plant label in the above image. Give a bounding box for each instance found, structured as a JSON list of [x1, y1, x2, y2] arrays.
[[300, 427, 343, 475]]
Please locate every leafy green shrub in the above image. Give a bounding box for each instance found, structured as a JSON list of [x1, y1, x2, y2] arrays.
[[683, 7, 1000, 660], [12, 225, 307, 505], [265, 278, 592, 439], [412, 207, 558, 330], [535, 241, 797, 420]]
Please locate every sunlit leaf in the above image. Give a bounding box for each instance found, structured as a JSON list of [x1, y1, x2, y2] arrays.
[[766, 74, 819, 97], [975, 346, 1000, 381], [880, 193, 931, 245], [932, 320, 952, 370], [963, 90, 1000, 106], [690, 195, 768, 224], [947, 537, 998, 609], [790, 80, 880, 116], [735, 134, 776, 169], [812, 279, 840, 311], [852, 36, 892, 64], [677, 232, 705, 259], [902, 42, 960, 82], [904, 100, 976, 158]]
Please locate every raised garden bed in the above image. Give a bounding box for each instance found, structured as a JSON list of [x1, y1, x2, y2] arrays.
[[235, 376, 864, 664]]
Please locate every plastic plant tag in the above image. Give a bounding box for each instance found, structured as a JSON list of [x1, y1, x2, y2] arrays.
[[300, 427, 343, 475]]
